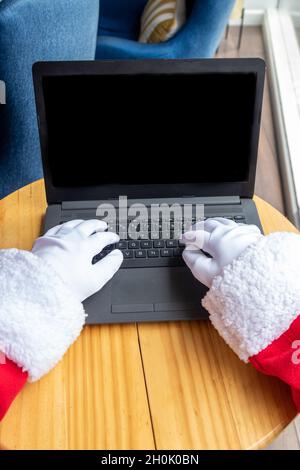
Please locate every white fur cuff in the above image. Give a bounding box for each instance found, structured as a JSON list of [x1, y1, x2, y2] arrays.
[[202, 232, 300, 361], [0, 249, 85, 381]]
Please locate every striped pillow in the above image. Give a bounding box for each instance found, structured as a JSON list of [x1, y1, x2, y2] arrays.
[[139, 0, 186, 44]]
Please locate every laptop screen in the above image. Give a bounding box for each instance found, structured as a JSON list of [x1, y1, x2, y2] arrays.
[[42, 73, 257, 188]]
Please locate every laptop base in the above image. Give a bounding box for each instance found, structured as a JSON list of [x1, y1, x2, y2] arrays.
[[43, 197, 262, 325]]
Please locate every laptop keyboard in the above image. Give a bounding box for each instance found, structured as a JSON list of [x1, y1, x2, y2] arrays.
[[89, 214, 246, 268]]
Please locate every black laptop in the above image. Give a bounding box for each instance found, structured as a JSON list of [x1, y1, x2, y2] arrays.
[[33, 58, 265, 324]]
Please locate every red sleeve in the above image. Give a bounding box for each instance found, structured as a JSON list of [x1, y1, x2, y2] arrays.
[[249, 315, 300, 411], [0, 357, 28, 420]]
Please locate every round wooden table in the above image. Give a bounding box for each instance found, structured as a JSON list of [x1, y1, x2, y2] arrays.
[[0, 180, 298, 450]]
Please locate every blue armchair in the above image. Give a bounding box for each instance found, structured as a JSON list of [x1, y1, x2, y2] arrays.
[[0, 0, 99, 199], [96, 0, 235, 60], [0, 0, 235, 199]]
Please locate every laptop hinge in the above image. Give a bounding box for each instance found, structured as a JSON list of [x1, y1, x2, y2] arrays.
[[62, 196, 241, 210]]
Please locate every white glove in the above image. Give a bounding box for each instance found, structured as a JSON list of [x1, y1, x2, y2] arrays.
[[32, 219, 123, 302], [182, 218, 262, 288]]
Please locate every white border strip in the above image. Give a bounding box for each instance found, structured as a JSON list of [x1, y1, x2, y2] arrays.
[[291, 12, 300, 28], [263, 8, 300, 226]]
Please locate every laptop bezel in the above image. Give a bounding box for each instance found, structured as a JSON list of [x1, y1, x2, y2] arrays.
[[32, 58, 265, 204]]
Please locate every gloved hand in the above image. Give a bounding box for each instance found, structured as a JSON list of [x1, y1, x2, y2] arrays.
[[182, 218, 262, 288], [32, 219, 123, 302]]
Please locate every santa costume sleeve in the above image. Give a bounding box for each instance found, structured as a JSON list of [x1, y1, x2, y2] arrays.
[[0, 248, 86, 420], [202, 231, 300, 411], [0, 359, 27, 420]]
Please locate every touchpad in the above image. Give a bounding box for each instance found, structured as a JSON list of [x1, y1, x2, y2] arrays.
[[111, 267, 207, 315], [85, 267, 209, 324]]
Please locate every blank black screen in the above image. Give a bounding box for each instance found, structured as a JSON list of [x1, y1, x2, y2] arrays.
[[42, 73, 257, 187]]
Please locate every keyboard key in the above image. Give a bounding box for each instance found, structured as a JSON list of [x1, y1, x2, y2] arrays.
[[150, 231, 160, 240], [153, 240, 165, 248], [166, 239, 178, 248], [161, 231, 170, 239], [172, 225, 180, 232], [234, 215, 246, 221], [107, 223, 117, 232], [128, 240, 140, 249], [118, 223, 127, 232], [93, 248, 112, 263], [92, 253, 102, 264], [151, 222, 160, 231], [123, 250, 133, 258], [129, 220, 139, 229], [140, 232, 150, 240], [178, 239, 185, 247], [174, 247, 183, 257], [148, 249, 159, 258], [106, 243, 115, 251], [117, 241, 127, 249], [141, 240, 152, 249], [161, 248, 173, 257], [135, 250, 146, 258]]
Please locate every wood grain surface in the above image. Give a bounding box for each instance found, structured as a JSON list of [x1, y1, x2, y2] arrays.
[[0, 180, 297, 449]]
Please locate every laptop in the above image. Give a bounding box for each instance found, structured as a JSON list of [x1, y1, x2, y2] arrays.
[[33, 58, 265, 324]]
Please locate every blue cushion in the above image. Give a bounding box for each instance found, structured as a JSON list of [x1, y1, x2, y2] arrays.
[[96, 0, 236, 60], [0, 0, 99, 199], [99, 0, 148, 40]]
